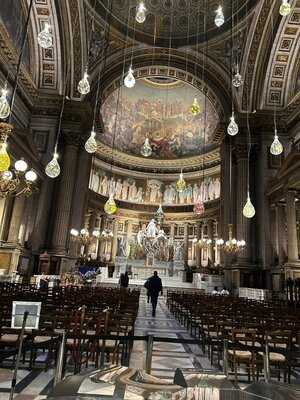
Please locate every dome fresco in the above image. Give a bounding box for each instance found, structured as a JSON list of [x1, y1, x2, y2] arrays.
[[100, 78, 219, 160]]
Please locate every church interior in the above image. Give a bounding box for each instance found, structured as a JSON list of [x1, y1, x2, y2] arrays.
[[0, 0, 300, 399]]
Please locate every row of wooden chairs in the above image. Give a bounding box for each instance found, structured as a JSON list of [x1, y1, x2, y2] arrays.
[[167, 290, 300, 383]]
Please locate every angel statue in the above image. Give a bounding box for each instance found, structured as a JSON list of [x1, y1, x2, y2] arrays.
[[146, 219, 158, 238]]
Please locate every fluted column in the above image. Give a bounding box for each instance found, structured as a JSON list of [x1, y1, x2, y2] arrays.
[[207, 219, 214, 264], [236, 145, 252, 264], [7, 197, 26, 244], [183, 223, 189, 264], [50, 134, 79, 254], [286, 191, 298, 263], [111, 219, 118, 261], [195, 222, 201, 267], [126, 220, 133, 255]]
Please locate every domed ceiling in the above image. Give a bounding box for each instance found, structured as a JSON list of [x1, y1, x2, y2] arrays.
[[100, 78, 219, 160], [87, 0, 258, 46]]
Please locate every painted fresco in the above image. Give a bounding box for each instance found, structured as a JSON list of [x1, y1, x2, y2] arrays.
[[100, 79, 219, 159]]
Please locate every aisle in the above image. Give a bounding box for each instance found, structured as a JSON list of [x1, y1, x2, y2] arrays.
[[130, 295, 216, 379]]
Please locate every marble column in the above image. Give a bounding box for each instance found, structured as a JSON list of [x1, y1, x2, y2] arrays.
[[195, 222, 201, 267], [286, 191, 298, 263], [207, 219, 214, 265], [99, 215, 107, 260], [236, 145, 252, 264], [126, 220, 133, 255], [50, 134, 79, 254], [7, 197, 26, 243], [111, 219, 118, 261], [183, 223, 189, 264]]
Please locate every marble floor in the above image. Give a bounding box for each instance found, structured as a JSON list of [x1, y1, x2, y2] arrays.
[[130, 295, 216, 379]]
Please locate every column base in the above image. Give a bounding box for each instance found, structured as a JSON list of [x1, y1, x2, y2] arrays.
[[46, 251, 78, 274], [284, 262, 300, 279]]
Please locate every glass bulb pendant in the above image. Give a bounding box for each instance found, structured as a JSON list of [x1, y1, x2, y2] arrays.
[[270, 130, 283, 156], [190, 98, 201, 116], [124, 66, 135, 88], [104, 194, 118, 215], [215, 5, 225, 27], [227, 112, 239, 136], [0, 142, 10, 172], [37, 22, 53, 49], [136, 1, 147, 24], [0, 88, 10, 120], [176, 172, 186, 193], [78, 71, 90, 95], [85, 130, 97, 153], [279, 0, 291, 16], [232, 66, 244, 88], [141, 138, 152, 157], [45, 153, 60, 178], [243, 194, 255, 219]]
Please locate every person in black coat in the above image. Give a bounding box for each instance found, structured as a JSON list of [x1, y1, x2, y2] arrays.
[[145, 271, 163, 317], [119, 271, 129, 288]]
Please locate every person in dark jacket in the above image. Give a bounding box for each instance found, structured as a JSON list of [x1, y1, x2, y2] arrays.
[[145, 271, 163, 317], [119, 271, 129, 288]]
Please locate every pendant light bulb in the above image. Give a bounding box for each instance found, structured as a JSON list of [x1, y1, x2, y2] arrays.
[[85, 129, 97, 153], [124, 66, 136, 88], [215, 5, 225, 27], [45, 152, 60, 178], [176, 171, 186, 193], [0, 142, 10, 172], [227, 111, 239, 136], [136, 1, 147, 24], [0, 87, 10, 120], [232, 65, 244, 88], [190, 97, 201, 116], [279, 0, 291, 16], [37, 22, 53, 49], [243, 192, 255, 219], [141, 137, 152, 157], [270, 129, 283, 156], [104, 194, 118, 215], [78, 70, 90, 95]]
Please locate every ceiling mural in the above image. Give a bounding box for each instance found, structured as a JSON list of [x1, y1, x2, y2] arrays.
[[100, 78, 219, 160]]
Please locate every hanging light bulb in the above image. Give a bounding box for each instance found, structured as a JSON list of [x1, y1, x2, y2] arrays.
[[141, 137, 152, 157], [176, 171, 186, 193], [45, 152, 60, 178], [279, 0, 291, 16], [0, 86, 10, 120], [104, 194, 118, 215], [124, 65, 136, 88], [85, 129, 97, 153], [37, 22, 53, 49], [215, 5, 225, 27], [78, 70, 90, 95], [227, 112, 239, 136], [232, 65, 244, 88], [270, 129, 283, 156], [136, 1, 147, 24], [243, 192, 256, 219], [189, 98, 201, 116], [0, 142, 10, 172]]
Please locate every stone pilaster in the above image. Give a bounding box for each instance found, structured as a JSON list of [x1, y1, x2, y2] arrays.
[[207, 219, 214, 264], [235, 145, 252, 265], [286, 191, 298, 263], [111, 219, 118, 261], [195, 222, 201, 267], [7, 197, 26, 243], [50, 133, 79, 255], [183, 223, 189, 264]]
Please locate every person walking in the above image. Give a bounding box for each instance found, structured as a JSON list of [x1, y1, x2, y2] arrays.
[[119, 271, 129, 288], [145, 271, 163, 317]]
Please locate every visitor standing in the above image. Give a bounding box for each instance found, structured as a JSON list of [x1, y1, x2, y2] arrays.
[[145, 271, 163, 317], [119, 271, 129, 288]]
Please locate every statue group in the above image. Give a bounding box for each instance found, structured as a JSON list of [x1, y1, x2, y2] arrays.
[[90, 170, 220, 205]]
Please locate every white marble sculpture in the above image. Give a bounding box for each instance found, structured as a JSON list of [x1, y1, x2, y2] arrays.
[[146, 219, 158, 237], [115, 179, 123, 199]]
